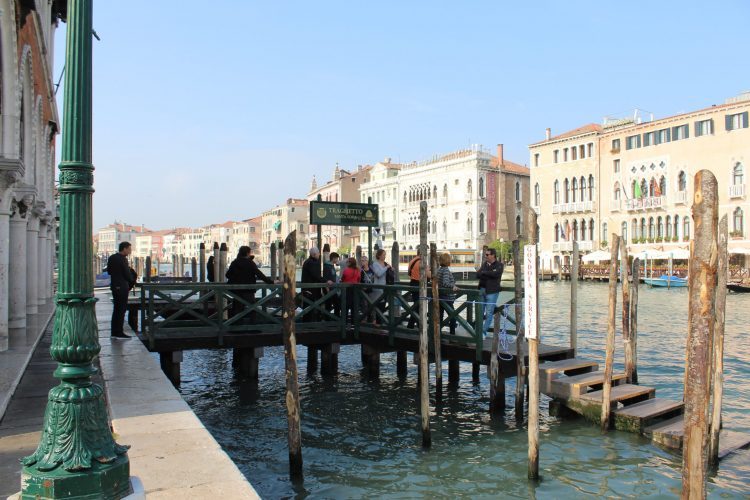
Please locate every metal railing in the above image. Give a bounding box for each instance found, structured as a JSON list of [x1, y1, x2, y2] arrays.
[[625, 196, 665, 211], [729, 184, 746, 198]]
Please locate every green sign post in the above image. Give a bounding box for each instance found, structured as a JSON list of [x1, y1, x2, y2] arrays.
[[22, 1, 130, 498], [310, 200, 379, 263]]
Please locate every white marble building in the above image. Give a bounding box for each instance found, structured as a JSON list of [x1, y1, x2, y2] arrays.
[[0, 2, 63, 351]]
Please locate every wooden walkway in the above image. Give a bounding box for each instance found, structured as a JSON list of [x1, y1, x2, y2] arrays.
[[539, 356, 750, 459]]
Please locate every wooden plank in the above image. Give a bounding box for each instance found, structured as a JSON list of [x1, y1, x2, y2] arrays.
[[614, 398, 684, 433], [549, 371, 626, 399], [717, 430, 750, 460], [645, 415, 684, 450], [539, 358, 598, 377], [579, 383, 655, 405]]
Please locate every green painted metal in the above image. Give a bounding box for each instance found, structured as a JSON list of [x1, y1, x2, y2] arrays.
[[22, 1, 130, 498]]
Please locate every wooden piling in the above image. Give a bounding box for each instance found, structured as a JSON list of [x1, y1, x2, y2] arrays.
[[145, 256, 152, 283], [307, 346, 318, 374], [472, 363, 480, 384], [630, 257, 640, 385], [199, 242, 206, 283], [430, 243, 443, 399], [571, 240, 578, 353], [212, 242, 220, 282], [355, 245, 362, 266], [489, 309, 504, 415], [282, 230, 303, 478], [270, 241, 277, 280], [191, 257, 197, 282], [682, 170, 718, 498], [448, 359, 460, 386], [277, 242, 285, 283], [397, 350, 408, 377], [526, 209, 540, 480], [709, 215, 728, 466], [391, 241, 400, 282], [620, 239, 633, 383], [513, 239, 525, 421], [418, 201, 431, 448], [601, 233, 620, 432]]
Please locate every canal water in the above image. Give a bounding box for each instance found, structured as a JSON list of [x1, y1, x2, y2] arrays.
[[177, 281, 750, 498]]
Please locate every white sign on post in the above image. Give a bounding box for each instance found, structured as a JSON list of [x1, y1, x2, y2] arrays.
[[524, 244, 538, 340]]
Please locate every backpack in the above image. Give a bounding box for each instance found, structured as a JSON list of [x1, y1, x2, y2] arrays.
[[407, 257, 420, 278], [386, 266, 396, 285]]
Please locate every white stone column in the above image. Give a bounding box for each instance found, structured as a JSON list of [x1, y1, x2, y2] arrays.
[[46, 224, 55, 299], [0, 209, 9, 351], [37, 220, 48, 306], [26, 215, 39, 314], [8, 208, 28, 329]]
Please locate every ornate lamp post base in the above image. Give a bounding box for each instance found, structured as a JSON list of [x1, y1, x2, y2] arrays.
[[21, 456, 130, 500]]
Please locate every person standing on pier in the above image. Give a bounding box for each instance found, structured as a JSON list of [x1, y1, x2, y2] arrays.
[[323, 252, 341, 316], [107, 241, 136, 339], [226, 246, 274, 322], [340, 257, 361, 323], [370, 249, 392, 326], [477, 248, 503, 337], [301, 247, 334, 322], [207, 255, 215, 282], [406, 254, 430, 329], [438, 252, 459, 336]]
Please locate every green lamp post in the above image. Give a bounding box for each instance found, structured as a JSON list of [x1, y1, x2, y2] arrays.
[[21, 0, 130, 498]]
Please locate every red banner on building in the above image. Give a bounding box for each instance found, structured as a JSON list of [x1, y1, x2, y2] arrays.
[[487, 172, 497, 231]]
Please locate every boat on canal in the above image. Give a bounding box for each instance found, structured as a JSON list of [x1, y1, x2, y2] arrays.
[[727, 283, 750, 293], [643, 274, 688, 288]]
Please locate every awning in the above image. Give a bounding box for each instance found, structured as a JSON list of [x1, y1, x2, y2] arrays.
[[729, 247, 750, 255], [582, 249, 612, 262], [272, 220, 282, 231]]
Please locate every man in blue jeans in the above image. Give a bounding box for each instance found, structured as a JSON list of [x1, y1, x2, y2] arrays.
[[477, 248, 504, 337]]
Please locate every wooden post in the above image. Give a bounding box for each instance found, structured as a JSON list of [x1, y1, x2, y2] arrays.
[[282, 230, 303, 478], [322, 242, 330, 263], [391, 241, 400, 283], [601, 233, 620, 431], [145, 256, 152, 283], [630, 257, 640, 384], [621, 239, 633, 383], [682, 171, 719, 498], [219, 243, 228, 281], [489, 308, 504, 415], [307, 346, 318, 374], [191, 257, 197, 282], [571, 240, 578, 353], [212, 242, 220, 282], [270, 240, 277, 281], [513, 239, 525, 421], [367, 196, 373, 264], [430, 243, 442, 399], [418, 201, 431, 448], [448, 359, 460, 386], [199, 242, 206, 282], [277, 242, 285, 283], [396, 350, 407, 377], [355, 245, 362, 267], [709, 215, 728, 465], [472, 363, 480, 384], [525, 209, 540, 480], [392, 241, 402, 367]]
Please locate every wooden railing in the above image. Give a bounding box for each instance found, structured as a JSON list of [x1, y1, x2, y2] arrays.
[[139, 282, 517, 361]]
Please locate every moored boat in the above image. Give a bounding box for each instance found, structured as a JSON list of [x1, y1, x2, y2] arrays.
[[727, 283, 750, 293], [643, 274, 688, 287]]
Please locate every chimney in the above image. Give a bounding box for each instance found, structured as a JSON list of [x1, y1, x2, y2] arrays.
[[496, 144, 504, 165], [545, 128, 551, 140]]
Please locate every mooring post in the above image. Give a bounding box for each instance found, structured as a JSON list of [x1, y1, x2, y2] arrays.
[[392, 241, 405, 369], [237, 347, 264, 380], [307, 346, 318, 374], [472, 363, 480, 384], [601, 234, 621, 431], [430, 243, 443, 400], [571, 240, 578, 353], [159, 351, 183, 387], [418, 201, 431, 447], [277, 242, 285, 283], [525, 209, 541, 480], [368, 196, 374, 263], [212, 242, 220, 282], [630, 257, 640, 384], [321, 343, 340, 376], [397, 350, 408, 377], [191, 257, 197, 282], [270, 240, 277, 281], [199, 242, 206, 283], [682, 171, 719, 498], [513, 239, 525, 421], [620, 239, 633, 383], [282, 230, 303, 478], [709, 215, 728, 466], [355, 245, 362, 267], [489, 309, 504, 416], [145, 255, 152, 283], [448, 359, 460, 386], [219, 243, 228, 280]]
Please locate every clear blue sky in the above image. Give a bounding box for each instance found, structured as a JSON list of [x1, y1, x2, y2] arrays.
[[52, 1, 750, 231]]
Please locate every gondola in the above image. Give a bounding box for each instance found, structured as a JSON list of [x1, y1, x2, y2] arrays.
[[643, 274, 688, 288], [727, 283, 750, 293]]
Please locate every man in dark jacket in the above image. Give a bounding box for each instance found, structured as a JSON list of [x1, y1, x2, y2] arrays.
[[107, 242, 135, 339], [206, 255, 215, 282], [301, 247, 333, 321], [477, 248, 504, 337], [323, 252, 340, 316], [226, 246, 274, 322]]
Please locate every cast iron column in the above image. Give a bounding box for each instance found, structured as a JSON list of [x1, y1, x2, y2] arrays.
[[21, 1, 130, 497]]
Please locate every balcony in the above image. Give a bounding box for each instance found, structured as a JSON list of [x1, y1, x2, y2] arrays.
[[532, 205, 541, 216], [625, 196, 665, 211], [729, 184, 746, 198], [675, 190, 688, 204], [610, 199, 621, 212], [463, 231, 473, 240], [553, 240, 593, 252], [552, 201, 595, 214]]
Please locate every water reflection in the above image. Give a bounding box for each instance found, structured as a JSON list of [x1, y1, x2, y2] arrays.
[[178, 281, 750, 498]]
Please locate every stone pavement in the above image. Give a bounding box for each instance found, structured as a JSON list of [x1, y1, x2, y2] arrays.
[[0, 292, 258, 498]]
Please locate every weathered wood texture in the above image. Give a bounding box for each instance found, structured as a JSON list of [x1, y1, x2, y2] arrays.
[[270, 240, 277, 281], [212, 243, 220, 283], [199, 243, 205, 283], [191, 257, 197, 283], [709, 215, 727, 465], [601, 234, 620, 431], [571, 240, 578, 352], [489, 309, 504, 415], [527, 209, 540, 480], [145, 256, 152, 283], [513, 239, 525, 421], [630, 258, 640, 384], [282, 231, 303, 477], [418, 203, 431, 447], [682, 170, 718, 499], [620, 240, 633, 383], [430, 243, 443, 399]]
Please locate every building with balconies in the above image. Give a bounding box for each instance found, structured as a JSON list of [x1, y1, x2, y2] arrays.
[[260, 199, 308, 265], [530, 92, 750, 270]]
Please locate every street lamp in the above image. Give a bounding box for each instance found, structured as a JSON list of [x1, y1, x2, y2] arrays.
[[21, 1, 130, 498]]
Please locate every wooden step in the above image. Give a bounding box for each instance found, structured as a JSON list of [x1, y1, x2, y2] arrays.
[[644, 415, 684, 450], [578, 384, 655, 406], [539, 358, 599, 393], [550, 371, 627, 399], [614, 398, 684, 433]]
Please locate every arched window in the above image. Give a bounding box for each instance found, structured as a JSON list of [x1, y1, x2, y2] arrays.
[[572, 220, 579, 241], [666, 216, 672, 239], [640, 179, 648, 198], [554, 223, 560, 242], [433, 185, 438, 199], [515, 181, 521, 202], [614, 182, 621, 200], [640, 218, 646, 239], [683, 218, 690, 239], [588, 175, 595, 201], [649, 177, 657, 197], [659, 176, 666, 197], [442, 220, 447, 236], [534, 183, 540, 206], [564, 179, 570, 203], [648, 217, 655, 239], [515, 215, 522, 237], [734, 163, 744, 185], [674, 215, 680, 239], [678, 171, 687, 191], [554, 180, 560, 204], [479, 213, 485, 233], [467, 217, 473, 233], [467, 179, 473, 198], [589, 218, 595, 241], [632, 180, 638, 198], [580, 177, 586, 201], [572, 178, 578, 202], [632, 219, 638, 241], [581, 219, 588, 241], [657, 216, 664, 238], [443, 184, 448, 199], [403, 192, 408, 204], [734, 207, 744, 236], [621, 222, 628, 244], [602, 222, 608, 243], [432, 221, 437, 233], [479, 177, 485, 198]]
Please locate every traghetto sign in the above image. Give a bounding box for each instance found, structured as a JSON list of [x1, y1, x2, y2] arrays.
[[309, 201, 379, 227], [524, 244, 538, 340]]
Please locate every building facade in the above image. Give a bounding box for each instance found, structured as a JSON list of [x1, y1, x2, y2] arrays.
[[229, 216, 261, 258], [0, 2, 64, 350], [529, 93, 750, 270], [260, 198, 308, 265], [96, 222, 148, 257], [307, 164, 371, 252], [357, 159, 401, 251]]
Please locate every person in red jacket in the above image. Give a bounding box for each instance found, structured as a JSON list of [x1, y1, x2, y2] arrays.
[[340, 257, 361, 323]]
